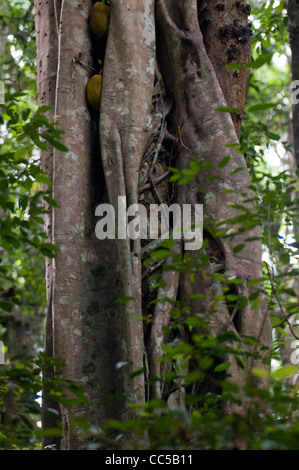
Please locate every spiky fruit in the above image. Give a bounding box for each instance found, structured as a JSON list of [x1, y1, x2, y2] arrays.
[[87, 74, 102, 112], [89, 2, 110, 40]]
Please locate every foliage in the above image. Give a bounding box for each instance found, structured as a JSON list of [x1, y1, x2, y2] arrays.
[[0, 352, 89, 449], [0, 0, 67, 449], [0, 94, 63, 313], [0, 0, 298, 451]]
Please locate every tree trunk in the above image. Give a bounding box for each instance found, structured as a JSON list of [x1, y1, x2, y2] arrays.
[[35, 0, 272, 449], [277, 0, 299, 383], [289, 0, 299, 168], [34, 0, 61, 449]]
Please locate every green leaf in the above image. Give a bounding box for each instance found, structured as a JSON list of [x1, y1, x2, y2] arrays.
[[236, 356, 246, 369], [225, 64, 244, 70], [251, 367, 269, 379], [212, 272, 227, 282], [177, 176, 194, 185], [22, 108, 31, 121], [31, 136, 48, 150], [272, 365, 298, 381], [248, 102, 277, 112], [36, 174, 52, 185], [35, 105, 53, 115], [150, 249, 170, 261], [217, 107, 242, 114], [184, 370, 203, 385], [42, 134, 68, 152], [0, 180, 8, 192], [233, 244, 245, 254], [40, 243, 60, 257], [218, 155, 231, 169], [245, 53, 273, 69], [169, 173, 181, 182], [14, 149, 27, 159], [35, 427, 62, 438], [276, 327, 290, 338], [201, 161, 214, 170], [43, 196, 59, 208], [129, 367, 146, 380], [230, 167, 243, 175], [214, 361, 231, 372], [190, 293, 206, 300], [0, 301, 14, 312], [226, 294, 238, 301]]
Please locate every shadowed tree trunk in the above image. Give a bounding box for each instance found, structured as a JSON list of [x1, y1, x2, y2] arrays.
[[34, 0, 60, 449], [35, 0, 272, 449], [276, 0, 299, 384], [289, 0, 299, 168]]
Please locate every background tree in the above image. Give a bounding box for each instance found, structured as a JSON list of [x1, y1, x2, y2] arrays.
[[0, 0, 59, 448]]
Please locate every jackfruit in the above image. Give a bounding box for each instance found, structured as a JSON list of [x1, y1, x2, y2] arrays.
[[87, 74, 102, 112], [89, 2, 110, 40]]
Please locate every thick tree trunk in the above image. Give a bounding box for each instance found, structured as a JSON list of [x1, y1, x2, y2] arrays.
[[154, 0, 271, 412], [198, 0, 252, 138], [100, 0, 156, 417], [35, 0, 272, 449], [35, 0, 125, 450]]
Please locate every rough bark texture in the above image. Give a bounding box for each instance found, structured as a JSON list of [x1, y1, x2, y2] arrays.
[[154, 0, 271, 411], [34, 0, 61, 448], [36, 0, 124, 450], [100, 0, 156, 416], [35, 0, 272, 449], [52, 0, 125, 449], [198, 0, 252, 138]]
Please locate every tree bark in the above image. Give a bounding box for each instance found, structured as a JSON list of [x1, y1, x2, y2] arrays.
[[155, 0, 271, 412], [100, 0, 156, 417], [198, 0, 252, 138], [36, 0, 125, 450], [35, 0, 272, 449], [278, 0, 299, 383], [289, 0, 299, 168], [34, 0, 61, 448]]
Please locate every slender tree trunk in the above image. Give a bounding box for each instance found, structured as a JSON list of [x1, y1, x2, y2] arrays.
[[35, 0, 272, 449], [277, 0, 299, 382], [289, 0, 299, 168], [34, 0, 61, 448]]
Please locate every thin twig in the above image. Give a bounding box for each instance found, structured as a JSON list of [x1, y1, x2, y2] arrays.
[[138, 170, 170, 194], [178, 121, 193, 155], [149, 116, 166, 178], [142, 259, 165, 279], [220, 304, 239, 332], [73, 56, 97, 73], [141, 235, 172, 258], [265, 262, 299, 340]]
